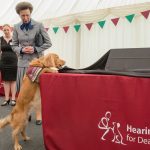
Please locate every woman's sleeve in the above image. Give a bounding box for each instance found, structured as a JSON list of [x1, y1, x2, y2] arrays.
[[12, 26, 22, 55], [0, 37, 1, 58], [34, 23, 52, 53]]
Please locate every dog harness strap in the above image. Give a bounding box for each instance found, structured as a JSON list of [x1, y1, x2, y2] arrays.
[[26, 66, 43, 82]]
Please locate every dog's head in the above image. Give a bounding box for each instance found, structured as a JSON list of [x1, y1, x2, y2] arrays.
[[30, 53, 65, 68]]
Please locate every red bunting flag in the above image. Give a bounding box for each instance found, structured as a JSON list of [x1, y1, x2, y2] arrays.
[[45, 28, 49, 31], [85, 23, 93, 31], [111, 18, 120, 26], [11, 27, 14, 31], [63, 26, 69, 33], [0, 26, 3, 30], [141, 10, 150, 19]]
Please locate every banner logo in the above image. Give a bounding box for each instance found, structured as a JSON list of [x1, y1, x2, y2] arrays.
[[98, 111, 126, 145]]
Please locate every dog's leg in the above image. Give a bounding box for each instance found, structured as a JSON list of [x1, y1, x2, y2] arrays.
[[33, 87, 42, 121], [12, 127, 22, 150], [21, 126, 30, 141]]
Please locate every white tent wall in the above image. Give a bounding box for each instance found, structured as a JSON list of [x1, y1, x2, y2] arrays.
[[45, 14, 150, 68], [45, 25, 80, 68], [79, 15, 150, 68]]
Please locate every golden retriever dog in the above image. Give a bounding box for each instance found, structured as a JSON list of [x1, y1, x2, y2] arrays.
[[0, 53, 65, 150]]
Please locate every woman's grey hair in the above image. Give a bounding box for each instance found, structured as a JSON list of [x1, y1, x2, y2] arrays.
[[15, 2, 33, 14]]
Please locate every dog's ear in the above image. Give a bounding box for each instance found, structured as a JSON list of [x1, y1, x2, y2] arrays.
[[42, 54, 56, 67]]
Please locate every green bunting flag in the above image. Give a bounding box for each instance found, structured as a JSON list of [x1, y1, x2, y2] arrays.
[[98, 20, 106, 28], [125, 14, 135, 23], [53, 27, 59, 33], [74, 24, 81, 32]]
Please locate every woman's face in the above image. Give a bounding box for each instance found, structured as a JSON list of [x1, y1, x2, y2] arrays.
[[19, 8, 31, 23], [3, 26, 11, 37]]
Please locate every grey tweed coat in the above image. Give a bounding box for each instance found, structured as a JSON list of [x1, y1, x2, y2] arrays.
[[12, 19, 52, 67]]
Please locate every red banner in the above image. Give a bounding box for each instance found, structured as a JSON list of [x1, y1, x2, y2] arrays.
[[40, 73, 150, 150]]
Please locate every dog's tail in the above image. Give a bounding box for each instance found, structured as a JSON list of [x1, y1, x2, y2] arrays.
[[0, 115, 11, 129]]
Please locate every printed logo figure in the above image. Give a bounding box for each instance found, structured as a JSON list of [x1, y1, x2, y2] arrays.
[[98, 111, 126, 145]]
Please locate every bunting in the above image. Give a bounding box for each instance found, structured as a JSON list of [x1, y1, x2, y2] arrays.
[[125, 14, 135, 23], [85, 23, 93, 31], [0, 9, 149, 34], [74, 24, 81, 32], [141, 10, 150, 19], [53, 27, 59, 33], [45, 28, 49, 31], [98, 20, 106, 28], [111, 18, 120, 26], [63, 26, 69, 33]]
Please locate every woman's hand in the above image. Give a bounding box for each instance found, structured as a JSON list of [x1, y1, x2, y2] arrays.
[[22, 46, 34, 54]]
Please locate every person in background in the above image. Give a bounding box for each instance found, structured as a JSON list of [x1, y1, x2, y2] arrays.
[[0, 24, 18, 106], [12, 1, 52, 125]]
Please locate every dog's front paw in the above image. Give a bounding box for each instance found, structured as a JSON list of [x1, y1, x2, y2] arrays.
[[50, 69, 58, 73], [14, 144, 22, 150], [49, 67, 58, 73], [43, 68, 58, 73]]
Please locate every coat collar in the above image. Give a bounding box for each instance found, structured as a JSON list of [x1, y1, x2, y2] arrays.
[[18, 18, 36, 28], [19, 19, 36, 32]]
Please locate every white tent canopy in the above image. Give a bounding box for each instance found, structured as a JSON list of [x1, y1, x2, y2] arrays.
[[0, 0, 150, 68], [0, 0, 149, 25]]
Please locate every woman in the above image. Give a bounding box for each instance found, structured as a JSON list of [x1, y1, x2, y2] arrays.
[[0, 24, 18, 106], [12, 2, 52, 125]]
